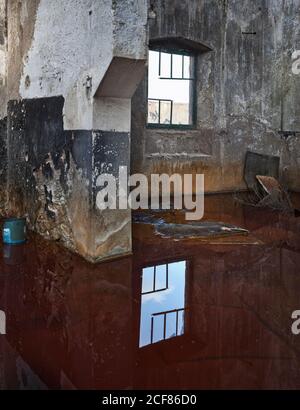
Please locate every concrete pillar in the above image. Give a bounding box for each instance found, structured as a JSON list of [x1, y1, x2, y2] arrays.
[[5, 0, 148, 262]]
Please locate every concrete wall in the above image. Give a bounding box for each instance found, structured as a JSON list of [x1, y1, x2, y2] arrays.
[[8, 0, 147, 129], [0, 0, 7, 119], [131, 0, 300, 192], [1, 0, 300, 260], [0, 116, 6, 214], [1, 0, 148, 262], [0, 1, 6, 215]]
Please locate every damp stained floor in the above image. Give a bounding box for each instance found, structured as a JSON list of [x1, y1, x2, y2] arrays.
[[1, 193, 300, 389]]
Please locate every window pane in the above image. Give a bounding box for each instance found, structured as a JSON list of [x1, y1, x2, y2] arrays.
[[159, 100, 171, 124], [155, 264, 167, 289], [160, 52, 171, 78], [148, 50, 159, 83], [177, 309, 185, 336], [147, 99, 159, 124], [153, 315, 164, 343], [142, 266, 154, 293], [172, 54, 183, 78], [183, 55, 193, 79], [166, 311, 177, 339], [171, 79, 191, 125]]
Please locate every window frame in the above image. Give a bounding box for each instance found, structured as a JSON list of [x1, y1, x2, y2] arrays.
[[139, 258, 190, 348], [146, 47, 197, 130]]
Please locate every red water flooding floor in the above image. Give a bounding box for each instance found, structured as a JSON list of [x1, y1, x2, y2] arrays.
[[1, 194, 300, 389]]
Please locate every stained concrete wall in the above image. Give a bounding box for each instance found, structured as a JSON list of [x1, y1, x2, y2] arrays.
[[1, 0, 148, 262], [0, 116, 6, 214], [8, 0, 147, 130], [131, 0, 300, 192], [1, 0, 300, 260], [0, 1, 7, 214], [0, 0, 7, 119]]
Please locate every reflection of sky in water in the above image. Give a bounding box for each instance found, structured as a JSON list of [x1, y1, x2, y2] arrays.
[[139, 260, 186, 347]]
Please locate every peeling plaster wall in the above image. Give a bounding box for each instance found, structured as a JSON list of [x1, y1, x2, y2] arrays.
[[3, 0, 148, 262], [6, 97, 132, 262], [0, 0, 7, 119], [131, 0, 300, 192], [3, 0, 299, 260], [0, 116, 6, 214], [15, 0, 147, 130], [0, 1, 7, 213], [6, 0, 40, 103], [18, 0, 113, 130]]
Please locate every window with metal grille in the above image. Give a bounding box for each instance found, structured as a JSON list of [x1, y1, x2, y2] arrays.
[[147, 50, 195, 127]]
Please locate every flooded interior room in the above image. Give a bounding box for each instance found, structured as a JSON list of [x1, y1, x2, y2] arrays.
[[0, 0, 300, 393]]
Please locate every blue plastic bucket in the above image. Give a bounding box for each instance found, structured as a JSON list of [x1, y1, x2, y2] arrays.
[[2, 218, 26, 245]]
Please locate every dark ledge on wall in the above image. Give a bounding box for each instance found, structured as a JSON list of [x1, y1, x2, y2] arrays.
[[146, 153, 211, 160], [149, 36, 213, 54], [278, 130, 300, 140]]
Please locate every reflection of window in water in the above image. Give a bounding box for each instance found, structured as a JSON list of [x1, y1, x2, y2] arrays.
[[139, 260, 187, 348]]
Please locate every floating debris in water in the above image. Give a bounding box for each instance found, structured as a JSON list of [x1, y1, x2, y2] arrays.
[[132, 211, 165, 225], [155, 221, 249, 240]]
